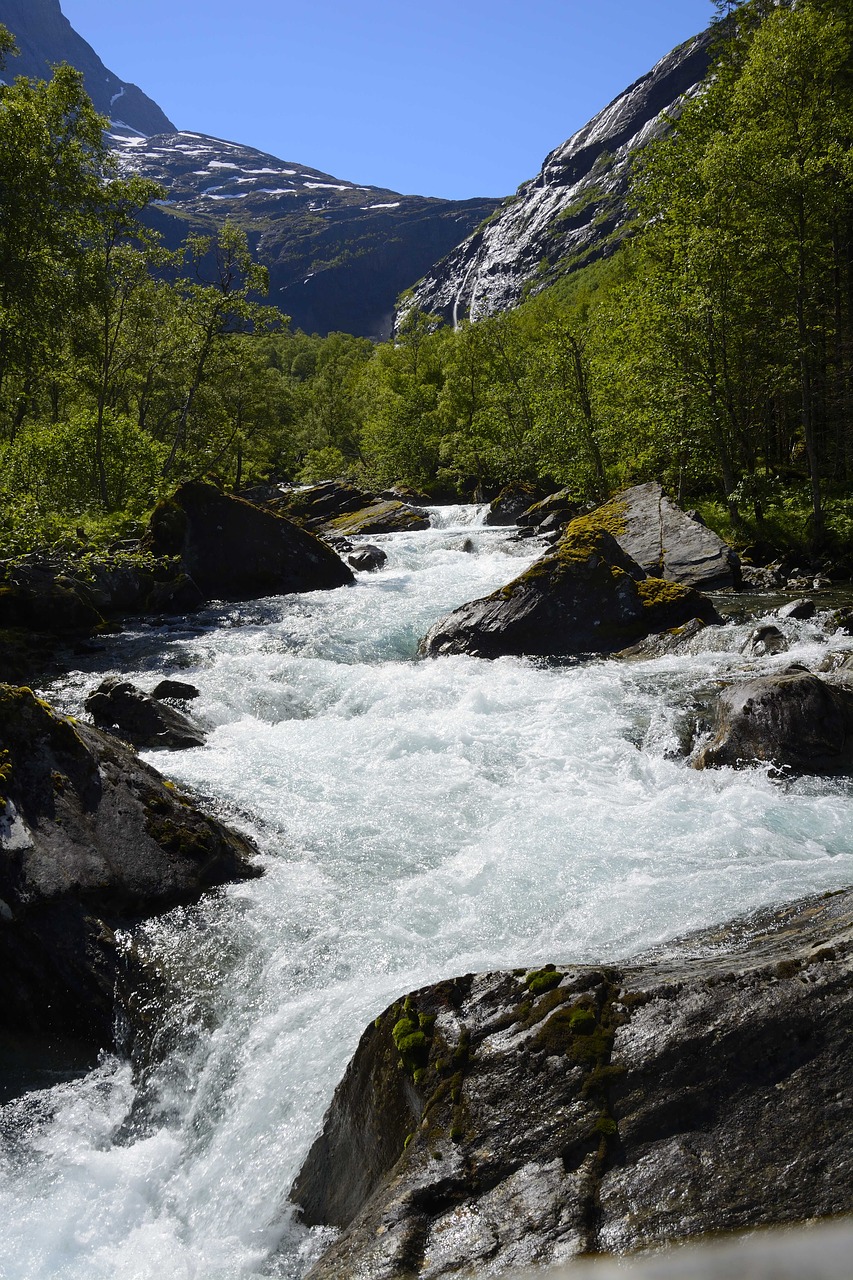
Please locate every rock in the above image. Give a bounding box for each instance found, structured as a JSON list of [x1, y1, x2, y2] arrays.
[[85, 677, 206, 750], [741, 624, 788, 657], [145, 572, 205, 614], [0, 576, 103, 634], [293, 888, 853, 1279], [278, 481, 431, 536], [594, 482, 741, 590], [778, 598, 817, 621], [741, 563, 785, 590], [347, 544, 387, 572], [831, 608, 853, 637], [0, 685, 258, 1043], [144, 480, 354, 600], [617, 616, 709, 660], [419, 515, 721, 660], [693, 671, 853, 773], [151, 679, 201, 702], [485, 483, 540, 526], [516, 487, 580, 528]]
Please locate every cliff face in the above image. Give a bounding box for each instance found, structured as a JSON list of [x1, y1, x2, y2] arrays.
[[114, 130, 498, 340], [0, 0, 175, 135], [292, 887, 853, 1278], [397, 31, 714, 330]]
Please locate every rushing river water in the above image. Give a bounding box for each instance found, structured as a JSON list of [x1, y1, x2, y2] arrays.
[[2, 506, 853, 1279]]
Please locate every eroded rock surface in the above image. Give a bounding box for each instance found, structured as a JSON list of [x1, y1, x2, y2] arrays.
[[293, 889, 853, 1278], [419, 517, 720, 660], [0, 685, 258, 1041]]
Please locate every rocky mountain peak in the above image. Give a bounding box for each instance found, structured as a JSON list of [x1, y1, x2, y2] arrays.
[[0, 0, 174, 136]]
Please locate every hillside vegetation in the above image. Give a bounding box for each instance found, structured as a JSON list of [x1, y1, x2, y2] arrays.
[[1, 0, 851, 556]]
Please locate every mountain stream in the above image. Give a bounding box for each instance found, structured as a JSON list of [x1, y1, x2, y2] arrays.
[[2, 507, 852, 1278]]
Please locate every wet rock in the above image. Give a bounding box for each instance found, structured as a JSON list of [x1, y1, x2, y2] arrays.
[[0, 685, 258, 1043], [279, 481, 430, 536], [831, 608, 853, 637], [144, 480, 354, 601], [617, 617, 709, 660], [741, 624, 788, 657], [595, 482, 741, 590], [778, 598, 817, 621], [347, 544, 388, 572], [145, 572, 205, 614], [693, 671, 853, 773], [517, 487, 580, 528], [420, 516, 720, 660], [485, 483, 540, 526], [151, 679, 200, 702], [292, 889, 853, 1279], [740, 563, 785, 590], [85, 677, 206, 750]]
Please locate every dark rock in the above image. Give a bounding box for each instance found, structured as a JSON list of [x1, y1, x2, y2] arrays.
[[516, 487, 580, 528], [693, 671, 853, 773], [0, 685, 258, 1043], [742, 624, 788, 657], [778, 598, 817, 621], [85, 677, 206, 750], [485, 483, 540, 526], [151, 679, 201, 702], [617, 616, 709, 660], [145, 572, 205, 614], [292, 888, 853, 1279], [0, 577, 103, 634], [420, 517, 720, 660], [278, 482, 430, 537], [347, 544, 387, 572], [741, 563, 785, 590], [831, 608, 853, 637], [143, 480, 354, 601], [597, 482, 741, 590]]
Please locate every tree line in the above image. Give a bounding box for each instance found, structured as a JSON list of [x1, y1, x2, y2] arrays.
[[1, 0, 851, 555]]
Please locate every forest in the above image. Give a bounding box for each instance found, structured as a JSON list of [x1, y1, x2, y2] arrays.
[[1, 0, 852, 555]]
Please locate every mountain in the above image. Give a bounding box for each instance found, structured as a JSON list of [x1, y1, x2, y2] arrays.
[[396, 31, 714, 330], [0, 0, 498, 340], [0, 0, 174, 136], [112, 131, 499, 340]]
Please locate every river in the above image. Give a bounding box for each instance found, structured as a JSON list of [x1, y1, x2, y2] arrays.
[[2, 506, 852, 1278]]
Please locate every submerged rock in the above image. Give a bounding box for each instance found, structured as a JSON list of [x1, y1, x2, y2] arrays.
[[693, 670, 853, 773], [85, 677, 206, 750], [419, 516, 720, 660], [741, 624, 788, 657], [347, 544, 387, 572], [144, 480, 354, 600], [0, 685, 258, 1043], [292, 889, 853, 1278]]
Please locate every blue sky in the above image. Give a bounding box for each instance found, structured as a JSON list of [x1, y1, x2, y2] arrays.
[[61, 0, 714, 199]]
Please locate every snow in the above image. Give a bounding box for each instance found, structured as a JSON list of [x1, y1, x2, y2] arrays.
[[303, 182, 352, 191], [364, 202, 401, 209]]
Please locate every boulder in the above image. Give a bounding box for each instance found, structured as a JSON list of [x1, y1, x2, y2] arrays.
[[278, 481, 430, 536], [419, 515, 721, 660], [292, 888, 853, 1279], [85, 677, 206, 750], [347, 544, 387, 572], [144, 480, 354, 600], [517, 487, 581, 528], [485, 483, 540, 526], [778, 598, 817, 621], [151, 679, 200, 702], [741, 624, 788, 657], [693, 670, 853, 773], [592, 482, 741, 589], [0, 685, 258, 1042]]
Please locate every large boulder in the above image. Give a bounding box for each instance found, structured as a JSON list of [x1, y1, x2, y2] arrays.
[[597, 482, 741, 590], [144, 480, 354, 600], [0, 685, 259, 1043], [516, 486, 581, 528], [485, 482, 541, 526], [693, 670, 853, 773], [277, 481, 430, 536], [292, 888, 853, 1279], [85, 677, 206, 750], [419, 516, 720, 660]]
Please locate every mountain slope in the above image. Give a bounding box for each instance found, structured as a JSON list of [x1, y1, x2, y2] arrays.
[[0, 0, 174, 135], [397, 30, 714, 329], [113, 131, 498, 339]]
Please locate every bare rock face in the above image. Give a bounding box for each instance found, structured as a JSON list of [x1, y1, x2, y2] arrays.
[[693, 671, 853, 774], [599, 483, 740, 590], [0, 686, 259, 1042], [419, 517, 720, 660], [144, 480, 354, 601], [292, 889, 853, 1279]]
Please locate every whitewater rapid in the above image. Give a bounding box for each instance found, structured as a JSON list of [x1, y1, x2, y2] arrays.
[[2, 507, 852, 1279]]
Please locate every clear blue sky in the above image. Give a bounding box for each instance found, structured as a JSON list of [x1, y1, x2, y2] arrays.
[[61, 0, 714, 199]]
